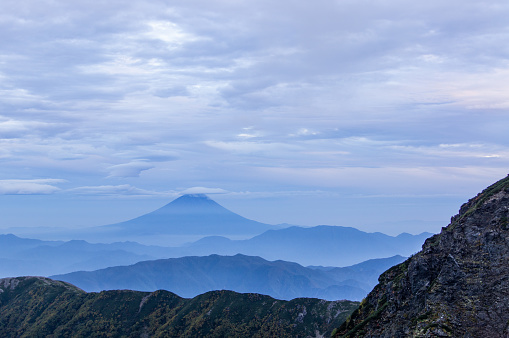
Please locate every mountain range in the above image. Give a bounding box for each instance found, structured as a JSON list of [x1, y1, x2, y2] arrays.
[[0, 192, 430, 277], [0, 234, 163, 276], [184, 225, 431, 266], [3, 194, 432, 251], [0, 232, 409, 301], [0, 276, 359, 337], [0, 225, 427, 277], [51, 254, 406, 301], [0, 192, 432, 305], [3, 175, 509, 336], [99, 194, 431, 266]]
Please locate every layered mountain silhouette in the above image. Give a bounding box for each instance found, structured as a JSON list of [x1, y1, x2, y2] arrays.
[[52, 254, 406, 301], [1, 231, 410, 300], [335, 174, 509, 337], [0, 226, 427, 277], [0, 234, 171, 277], [182, 226, 431, 266], [316, 255, 409, 289], [0, 276, 359, 337], [2, 193, 431, 259]]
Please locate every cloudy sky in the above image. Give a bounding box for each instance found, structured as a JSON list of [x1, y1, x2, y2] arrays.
[[1, 0, 508, 235]]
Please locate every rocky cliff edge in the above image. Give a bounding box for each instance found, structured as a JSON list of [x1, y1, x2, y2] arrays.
[[335, 174, 509, 337]]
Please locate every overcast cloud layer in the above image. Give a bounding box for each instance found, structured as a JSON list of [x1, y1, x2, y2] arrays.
[[1, 0, 508, 234]]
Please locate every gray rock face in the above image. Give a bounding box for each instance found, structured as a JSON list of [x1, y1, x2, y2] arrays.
[[335, 175, 509, 337]]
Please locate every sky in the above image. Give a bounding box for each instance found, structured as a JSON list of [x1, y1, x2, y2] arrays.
[[1, 0, 509, 236]]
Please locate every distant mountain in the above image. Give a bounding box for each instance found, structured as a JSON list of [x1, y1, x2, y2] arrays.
[[334, 175, 509, 337], [0, 224, 428, 277], [321, 255, 407, 290], [0, 276, 358, 337], [2, 194, 281, 245], [0, 234, 167, 277], [52, 254, 406, 301], [87, 194, 279, 242], [1, 231, 408, 300], [182, 226, 432, 266], [0, 234, 62, 255]]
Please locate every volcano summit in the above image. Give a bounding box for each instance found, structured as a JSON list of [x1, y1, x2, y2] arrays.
[[99, 194, 277, 240]]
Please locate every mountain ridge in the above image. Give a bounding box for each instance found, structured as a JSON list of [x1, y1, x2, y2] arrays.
[[51, 253, 407, 301], [0, 225, 430, 277], [185, 225, 432, 266], [0, 276, 358, 337], [334, 174, 509, 337]]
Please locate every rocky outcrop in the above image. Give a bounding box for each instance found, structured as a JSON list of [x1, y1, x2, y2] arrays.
[[335, 174, 509, 337]]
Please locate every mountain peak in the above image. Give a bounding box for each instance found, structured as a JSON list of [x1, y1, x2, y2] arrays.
[[166, 193, 216, 207], [178, 193, 210, 199], [335, 174, 509, 337], [103, 193, 276, 237], [158, 193, 225, 213]]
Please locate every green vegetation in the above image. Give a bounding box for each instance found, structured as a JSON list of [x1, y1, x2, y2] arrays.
[[0, 277, 358, 337], [411, 311, 431, 325], [501, 215, 508, 230], [337, 296, 388, 338], [453, 174, 509, 224]]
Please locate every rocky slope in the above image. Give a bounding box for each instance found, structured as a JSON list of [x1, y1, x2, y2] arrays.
[[0, 276, 358, 337], [334, 174, 509, 337]]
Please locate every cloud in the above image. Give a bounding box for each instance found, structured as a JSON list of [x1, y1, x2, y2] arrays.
[[0, 119, 68, 139], [1, 0, 509, 230], [252, 166, 509, 196], [114, 148, 180, 162], [69, 185, 229, 198], [2, 0, 509, 149], [221, 189, 340, 199], [0, 179, 65, 195], [204, 140, 299, 156], [68, 184, 174, 197], [181, 187, 229, 195], [107, 162, 155, 178]]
